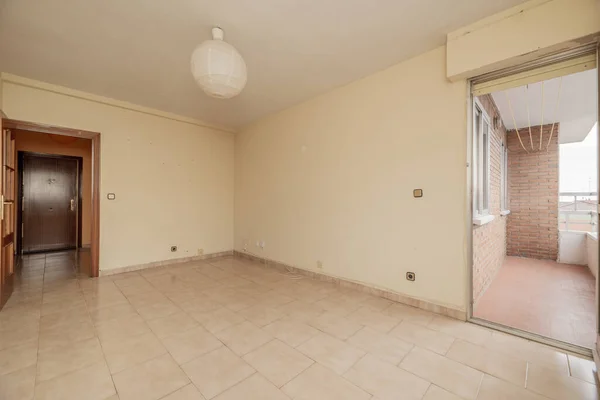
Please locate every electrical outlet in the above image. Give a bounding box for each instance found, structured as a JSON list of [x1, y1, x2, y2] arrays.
[[406, 272, 415, 281], [171, 246, 178, 252], [317, 260, 323, 269], [197, 248, 204, 256]]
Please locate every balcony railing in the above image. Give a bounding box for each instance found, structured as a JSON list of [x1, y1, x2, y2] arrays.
[[559, 192, 598, 232]]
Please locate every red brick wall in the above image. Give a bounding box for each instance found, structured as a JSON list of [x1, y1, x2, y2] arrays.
[[472, 95, 507, 303], [506, 124, 559, 260]]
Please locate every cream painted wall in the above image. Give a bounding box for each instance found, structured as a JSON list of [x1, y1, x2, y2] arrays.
[[2, 80, 235, 272], [447, 0, 600, 80], [236, 47, 469, 311]]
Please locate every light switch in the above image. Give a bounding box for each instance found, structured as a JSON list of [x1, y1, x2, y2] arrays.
[[107, 193, 116, 200], [413, 189, 423, 198]]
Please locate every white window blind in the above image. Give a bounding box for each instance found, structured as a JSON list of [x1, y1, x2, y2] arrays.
[[472, 51, 596, 96]]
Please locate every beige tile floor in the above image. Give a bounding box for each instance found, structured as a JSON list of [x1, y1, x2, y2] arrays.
[[0, 251, 598, 400]]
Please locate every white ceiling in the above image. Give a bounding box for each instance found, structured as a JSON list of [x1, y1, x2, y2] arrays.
[[0, 0, 527, 129], [491, 69, 598, 144]]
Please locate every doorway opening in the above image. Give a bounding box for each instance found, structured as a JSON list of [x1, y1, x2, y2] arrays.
[[18, 152, 84, 254], [469, 49, 599, 355], [0, 118, 100, 310]]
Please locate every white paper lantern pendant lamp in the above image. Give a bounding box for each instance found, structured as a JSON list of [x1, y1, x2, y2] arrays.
[[190, 27, 247, 99]]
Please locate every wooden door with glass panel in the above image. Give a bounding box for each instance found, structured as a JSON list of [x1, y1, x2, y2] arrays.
[[0, 128, 15, 309]]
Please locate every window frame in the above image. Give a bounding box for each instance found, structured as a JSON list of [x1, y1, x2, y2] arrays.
[[500, 142, 509, 213], [472, 99, 492, 218]]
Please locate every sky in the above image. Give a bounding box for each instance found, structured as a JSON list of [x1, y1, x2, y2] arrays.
[[560, 122, 598, 193]]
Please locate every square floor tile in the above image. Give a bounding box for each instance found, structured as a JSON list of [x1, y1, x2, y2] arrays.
[[136, 301, 180, 321], [85, 292, 129, 312], [314, 296, 362, 316], [0, 341, 38, 376], [101, 332, 167, 373], [297, 333, 364, 375], [95, 315, 151, 342], [0, 365, 36, 400], [427, 316, 492, 346], [477, 374, 548, 400], [214, 321, 272, 356], [33, 362, 115, 400], [347, 326, 413, 365], [276, 300, 324, 322], [40, 308, 91, 332], [484, 331, 569, 374], [243, 339, 313, 387], [400, 347, 483, 400], [89, 304, 137, 324], [308, 311, 363, 340], [345, 306, 400, 333], [162, 326, 223, 365], [237, 305, 285, 327], [526, 363, 598, 400], [344, 354, 430, 400], [161, 384, 206, 400], [124, 291, 168, 308], [390, 321, 455, 355], [446, 340, 526, 387], [146, 312, 199, 339], [263, 317, 319, 348], [112, 354, 189, 400], [172, 294, 221, 315], [213, 374, 289, 400], [190, 307, 245, 334], [40, 298, 86, 317], [38, 319, 96, 352], [0, 323, 40, 351], [422, 385, 464, 400], [37, 337, 105, 382], [181, 346, 255, 399], [282, 363, 370, 400], [383, 303, 436, 325]]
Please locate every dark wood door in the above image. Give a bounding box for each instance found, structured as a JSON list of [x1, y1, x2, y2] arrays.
[[22, 154, 78, 253]]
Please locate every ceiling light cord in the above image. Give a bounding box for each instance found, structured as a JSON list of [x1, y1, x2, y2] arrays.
[[505, 91, 529, 153], [525, 85, 534, 151], [546, 77, 563, 153]]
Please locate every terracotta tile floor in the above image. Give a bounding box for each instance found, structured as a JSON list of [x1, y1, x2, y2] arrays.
[[475, 256, 596, 349], [0, 251, 598, 400]]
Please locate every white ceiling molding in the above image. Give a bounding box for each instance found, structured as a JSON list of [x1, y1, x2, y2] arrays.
[[1, 73, 236, 133]]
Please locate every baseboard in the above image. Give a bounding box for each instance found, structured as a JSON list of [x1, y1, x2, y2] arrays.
[[99, 250, 234, 277], [234, 250, 466, 321]]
